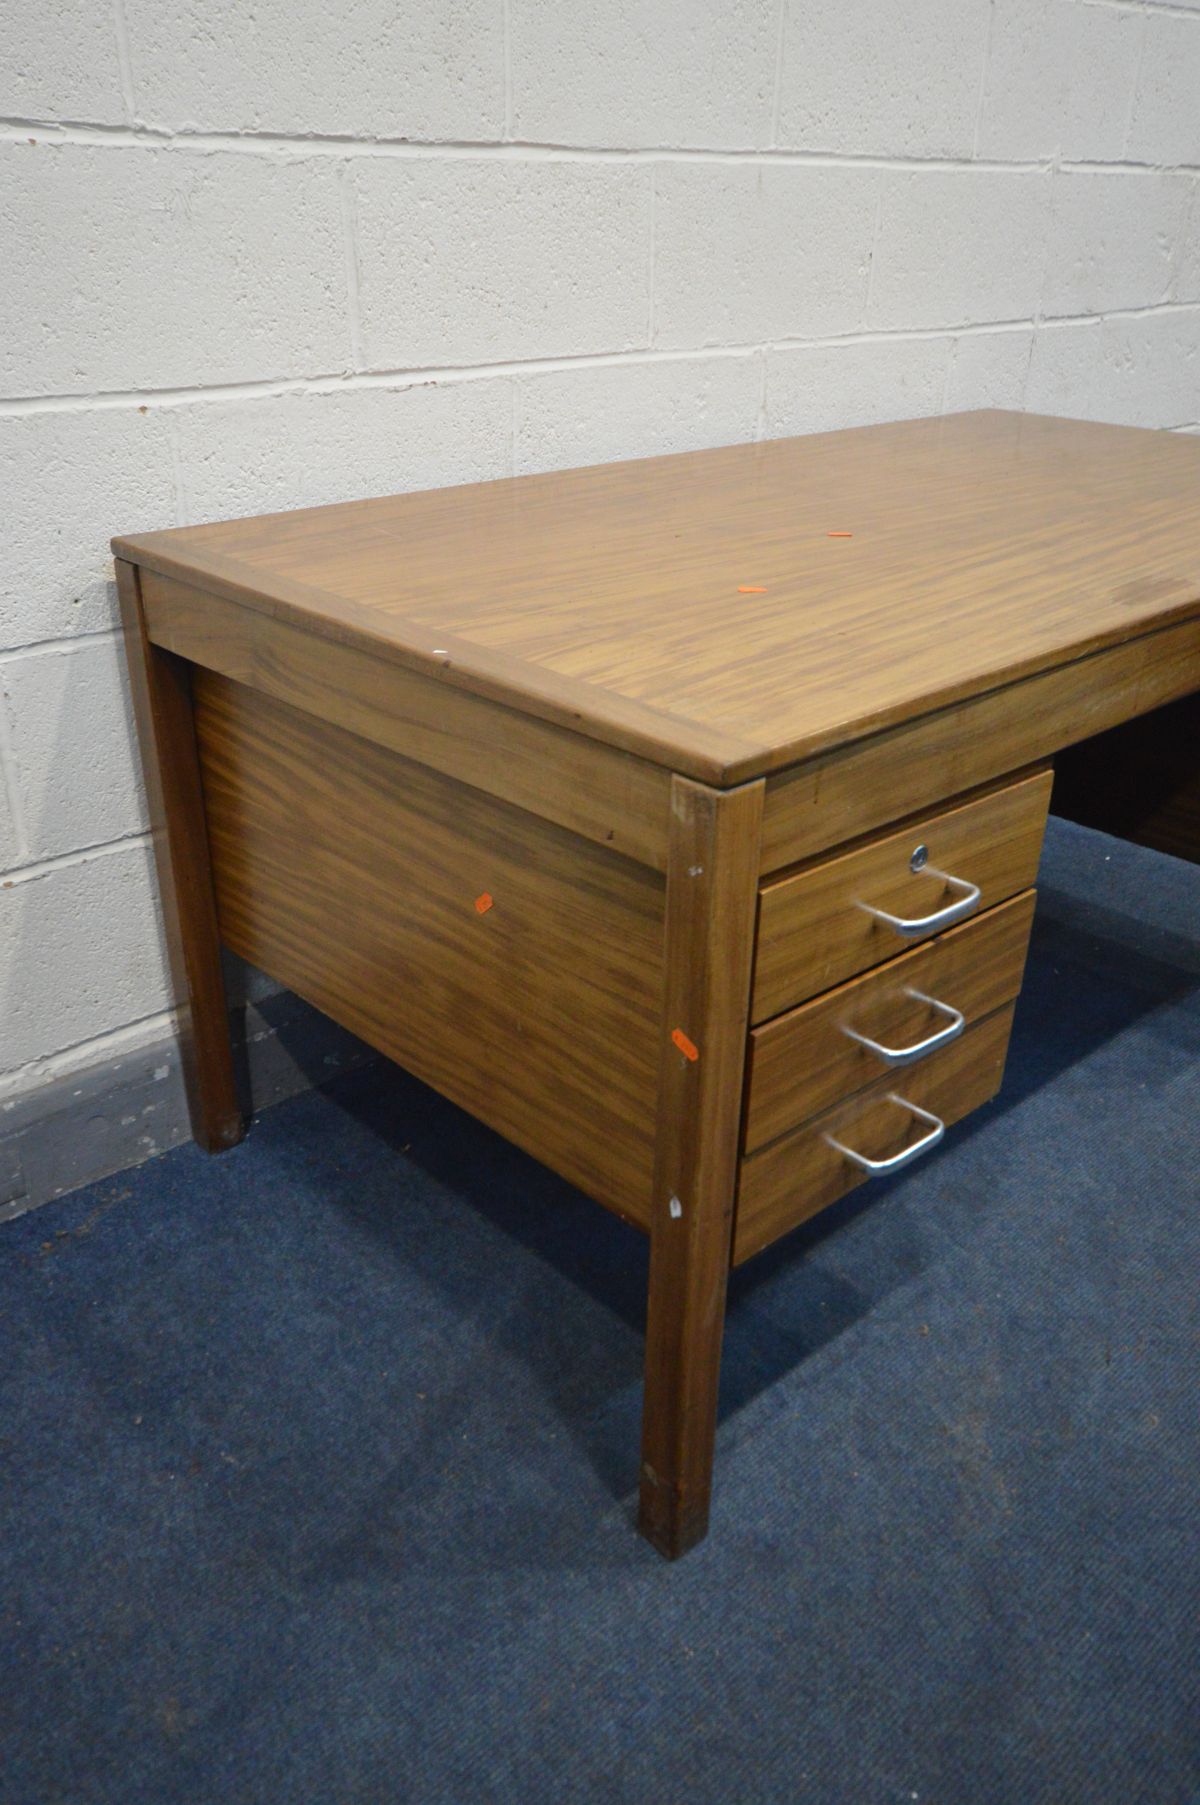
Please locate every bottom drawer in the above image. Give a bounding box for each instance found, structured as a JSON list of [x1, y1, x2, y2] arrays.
[[733, 1004, 1015, 1264]]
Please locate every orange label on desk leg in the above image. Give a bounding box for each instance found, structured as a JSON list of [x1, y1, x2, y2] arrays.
[[474, 892, 494, 914], [671, 1027, 699, 1061]]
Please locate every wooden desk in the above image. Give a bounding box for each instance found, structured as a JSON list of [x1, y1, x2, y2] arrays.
[[113, 409, 1200, 1558]]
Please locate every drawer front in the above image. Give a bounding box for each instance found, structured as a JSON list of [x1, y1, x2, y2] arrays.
[[744, 890, 1035, 1154], [734, 1005, 1015, 1264], [752, 767, 1051, 1022]]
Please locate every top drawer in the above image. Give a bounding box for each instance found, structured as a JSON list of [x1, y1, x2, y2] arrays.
[[752, 767, 1052, 1022]]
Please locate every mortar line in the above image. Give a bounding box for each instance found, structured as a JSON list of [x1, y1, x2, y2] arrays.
[[110, 0, 137, 126], [972, 0, 997, 159], [508, 373, 518, 476], [939, 337, 957, 415], [770, 0, 787, 149], [862, 183, 885, 322], [338, 163, 365, 371], [8, 115, 1200, 174], [1084, 0, 1200, 15], [0, 1007, 180, 1102], [5, 303, 1190, 417], [1121, 7, 1151, 158], [0, 829, 153, 887], [166, 411, 189, 525], [0, 630, 121, 665], [0, 682, 31, 870], [646, 169, 657, 347]]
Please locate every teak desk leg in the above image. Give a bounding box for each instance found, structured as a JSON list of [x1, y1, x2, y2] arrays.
[[639, 775, 765, 1558], [116, 559, 243, 1153]]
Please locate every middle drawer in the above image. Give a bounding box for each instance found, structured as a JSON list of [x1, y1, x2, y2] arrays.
[[743, 889, 1035, 1155]]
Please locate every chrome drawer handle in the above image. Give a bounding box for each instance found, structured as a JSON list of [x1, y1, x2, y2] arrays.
[[841, 988, 965, 1068], [857, 867, 981, 938], [824, 1094, 945, 1176]]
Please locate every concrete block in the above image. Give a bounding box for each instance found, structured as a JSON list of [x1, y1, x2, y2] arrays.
[[123, 0, 504, 140], [1, 406, 177, 650], [513, 354, 760, 474], [0, 0, 126, 125], [354, 160, 651, 369], [763, 336, 950, 441], [1, 142, 347, 396], [1, 637, 147, 864], [1127, 12, 1200, 168], [1024, 320, 1104, 420], [654, 164, 878, 349], [868, 172, 1050, 332], [174, 378, 513, 522], [776, 0, 990, 157], [510, 0, 776, 149], [1026, 308, 1200, 429], [1042, 173, 1189, 318], [0, 844, 172, 1074], [944, 329, 1034, 413], [977, 0, 1140, 162]]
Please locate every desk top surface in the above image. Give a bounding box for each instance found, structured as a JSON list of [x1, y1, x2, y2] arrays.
[[115, 410, 1200, 785]]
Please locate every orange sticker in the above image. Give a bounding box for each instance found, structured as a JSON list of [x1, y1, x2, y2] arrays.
[[827, 531, 853, 538], [474, 893, 494, 914], [671, 1027, 699, 1061], [737, 585, 767, 593]]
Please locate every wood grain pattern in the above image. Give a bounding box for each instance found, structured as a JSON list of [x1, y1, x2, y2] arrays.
[[744, 890, 1035, 1154], [192, 671, 665, 1225], [639, 776, 764, 1559], [142, 569, 673, 872], [753, 770, 1051, 1022], [114, 411, 1200, 785], [734, 1005, 1015, 1264], [115, 560, 243, 1152], [760, 613, 1200, 872], [1053, 692, 1200, 866]]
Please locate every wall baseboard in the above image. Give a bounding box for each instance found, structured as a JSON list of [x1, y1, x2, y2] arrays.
[[0, 992, 378, 1225]]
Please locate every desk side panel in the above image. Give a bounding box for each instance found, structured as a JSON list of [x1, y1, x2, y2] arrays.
[[142, 570, 672, 872], [192, 671, 664, 1227]]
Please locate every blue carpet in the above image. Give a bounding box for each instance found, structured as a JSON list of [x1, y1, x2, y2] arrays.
[[2, 817, 1198, 1805]]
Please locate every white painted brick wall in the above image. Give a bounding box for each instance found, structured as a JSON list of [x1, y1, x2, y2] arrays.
[[654, 165, 878, 346], [977, 0, 1142, 162], [776, 0, 992, 158], [1044, 171, 1189, 315], [174, 382, 514, 521], [124, 0, 506, 140], [509, 2, 778, 149], [1127, 12, 1200, 165], [2, 0, 1198, 1110], [353, 162, 653, 366], [868, 171, 1051, 330]]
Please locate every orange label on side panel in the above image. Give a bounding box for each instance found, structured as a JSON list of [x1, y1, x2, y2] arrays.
[[671, 1028, 699, 1061], [474, 893, 494, 914]]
